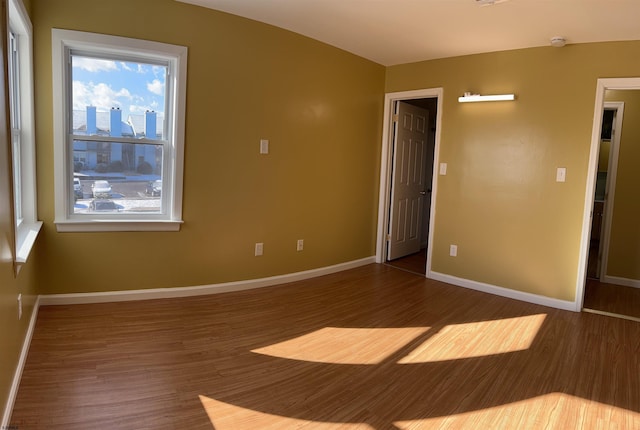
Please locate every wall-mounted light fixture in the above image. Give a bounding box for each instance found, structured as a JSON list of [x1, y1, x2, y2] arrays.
[[458, 92, 516, 103]]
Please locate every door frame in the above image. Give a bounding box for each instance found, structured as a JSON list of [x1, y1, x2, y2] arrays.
[[375, 88, 443, 278], [598, 102, 624, 283], [577, 77, 640, 310]]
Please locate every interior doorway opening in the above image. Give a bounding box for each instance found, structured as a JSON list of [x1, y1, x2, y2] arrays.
[[586, 103, 622, 281], [579, 78, 640, 321], [375, 89, 443, 277]]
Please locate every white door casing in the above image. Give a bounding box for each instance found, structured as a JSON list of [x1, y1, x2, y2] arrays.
[[599, 102, 624, 283], [387, 102, 429, 260], [375, 88, 443, 277], [576, 77, 640, 311]]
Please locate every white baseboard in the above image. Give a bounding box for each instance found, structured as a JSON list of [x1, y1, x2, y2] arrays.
[[428, 271, 578, 312], [2, 296, 41, 429], [39, 257, 377, 306], [602, 275, 640, 289], [582, 307, 640, 323]]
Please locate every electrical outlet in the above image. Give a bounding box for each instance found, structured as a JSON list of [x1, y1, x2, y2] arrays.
[[439, 162, 448, 175], [255, 242, 264, 256], [297, 239, 304, 251], [17, 294, 22, 320], [449, 244, 458, 257]]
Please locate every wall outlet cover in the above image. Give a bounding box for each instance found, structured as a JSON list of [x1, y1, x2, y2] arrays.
[[439, 163, 447, 175]]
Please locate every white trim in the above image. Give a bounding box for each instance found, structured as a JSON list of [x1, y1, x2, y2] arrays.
[[601, 275, 640, 289], [55, 219, 182, 232], [39, 257, 376, 305], [15, 220, 42, 262], [1, 296, 40, 428], [582, 307, 640, 323], [429, 271, 577, 311], [9, 0, 41, 266], [577, 77, 640, 311], [598, 102, 624, 282], [51, 29, 187, 231], [375, 88, 443, 278]]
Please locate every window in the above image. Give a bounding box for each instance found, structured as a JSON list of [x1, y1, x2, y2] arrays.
[[52, 29, 187, 231], [9, 0, 41, 264]]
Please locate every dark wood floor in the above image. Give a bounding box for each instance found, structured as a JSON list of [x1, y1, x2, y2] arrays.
[[10, 264, 640, 429], [584, 237, 640, 321], [584, 278, 640, 320], [386, 249, 426, 275]]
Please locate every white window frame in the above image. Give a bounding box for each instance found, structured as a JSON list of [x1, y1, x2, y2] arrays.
[[9, 0, 42, 264], [51, 29, 187, 232]]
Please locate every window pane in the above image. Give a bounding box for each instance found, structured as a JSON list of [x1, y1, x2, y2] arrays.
[[12, 133, 22, 222], [72, 140, 163, 215], [53, 30, 187, 231], [8, 32, 22, 223], [71, 54, 166, 140]]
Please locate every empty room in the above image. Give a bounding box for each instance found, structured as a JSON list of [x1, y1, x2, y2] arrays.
[[1, 0, 639, 428]]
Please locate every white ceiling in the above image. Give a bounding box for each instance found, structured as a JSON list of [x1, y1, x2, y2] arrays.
[[177, 0, 640, 66]]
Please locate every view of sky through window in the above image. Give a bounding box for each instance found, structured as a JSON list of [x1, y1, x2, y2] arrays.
[[72, 55, 167, 121]]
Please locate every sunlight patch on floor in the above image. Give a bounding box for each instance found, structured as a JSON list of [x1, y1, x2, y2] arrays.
[[398, 314, 546, 363], [394, 392, 640, 429], [252, 326, 430, 364], [199, 395, 375, 429]]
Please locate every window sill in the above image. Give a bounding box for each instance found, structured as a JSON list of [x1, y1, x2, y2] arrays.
[[54, 219, 183, 232], [15, 220, 43, 264]]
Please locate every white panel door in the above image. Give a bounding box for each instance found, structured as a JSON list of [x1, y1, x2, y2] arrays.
[[388, 102, 429, 260]]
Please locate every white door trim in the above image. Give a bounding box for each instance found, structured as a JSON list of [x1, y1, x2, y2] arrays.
[[599, 102, 624, 284], [577, 77, 640, 311], [375, 88, 443, 279]]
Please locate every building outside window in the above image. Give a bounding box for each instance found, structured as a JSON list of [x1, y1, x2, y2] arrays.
[[52, 29, 187, 232]]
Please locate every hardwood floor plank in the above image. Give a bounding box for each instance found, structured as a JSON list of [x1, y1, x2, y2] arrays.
[[584, 279, 640, 320], [10, 264, 640, 429]]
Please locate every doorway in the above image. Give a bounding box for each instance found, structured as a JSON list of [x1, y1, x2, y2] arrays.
[[375, 89, 443, 277], [585, 103, 623, 281], [579, 78, 640, 321]]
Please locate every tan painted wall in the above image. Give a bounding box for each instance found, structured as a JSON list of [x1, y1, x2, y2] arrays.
[[604, 90, 640, 280], [386, 42, 640, 302], [1, 0, 39, 419], [4, 0, 640, 416], [31, 0, 385, 294]]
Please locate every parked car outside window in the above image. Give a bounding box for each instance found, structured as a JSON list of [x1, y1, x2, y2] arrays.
[[73, 177, 83, 200], [146, 180, 162, 197], [91, 180, 112, 198], [88, 199, 120, 212]]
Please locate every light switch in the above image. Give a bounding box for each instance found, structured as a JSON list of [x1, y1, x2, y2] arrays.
[[439, 163, 448, 175], [556, 167, 566, 182], [260, 139, 269, 154]]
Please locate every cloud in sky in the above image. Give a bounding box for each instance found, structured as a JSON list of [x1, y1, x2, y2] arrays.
[[73, 81, 132, 112], [129, 101, 162, 114], [73, 55, 166, 117], [147, 79, 164, 95], [73, 57, 119, 73]]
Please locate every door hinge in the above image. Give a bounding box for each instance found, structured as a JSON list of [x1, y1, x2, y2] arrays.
[[386, 234, 392, 241], [392, 114, 399, 122]]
